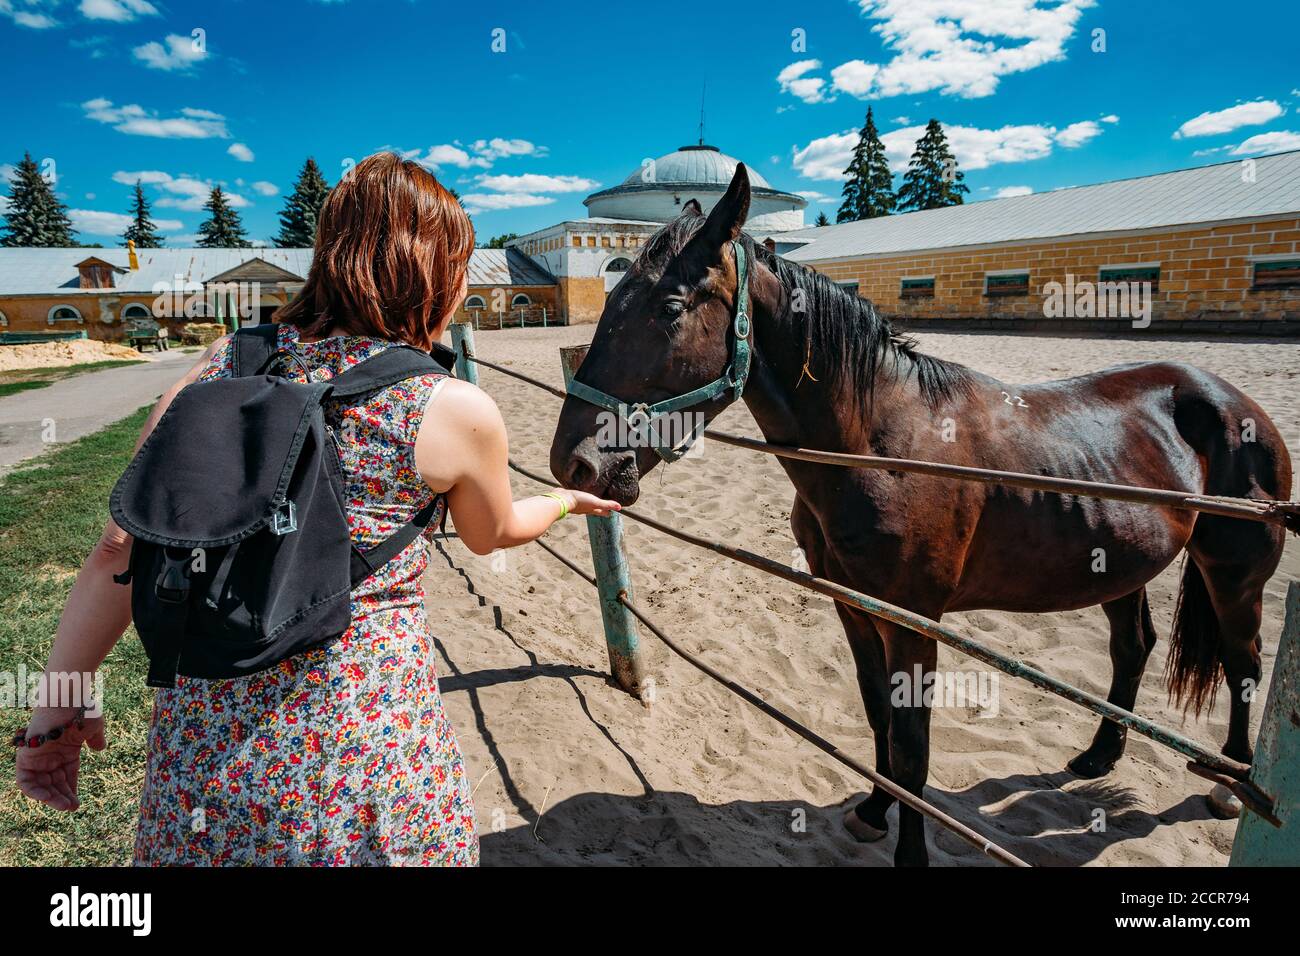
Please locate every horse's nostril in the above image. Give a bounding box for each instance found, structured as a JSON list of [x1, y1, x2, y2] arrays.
[[567, 457, 596, 491]]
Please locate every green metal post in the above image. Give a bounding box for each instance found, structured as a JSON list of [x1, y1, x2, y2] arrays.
[[559, 344, 647, 700], [449, 320, 478, 385], [1232, 580, 1300, 865]]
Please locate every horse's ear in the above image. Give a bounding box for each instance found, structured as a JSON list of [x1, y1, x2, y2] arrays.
[[682, 198, 703, 217], [698, 164, 751, 247]]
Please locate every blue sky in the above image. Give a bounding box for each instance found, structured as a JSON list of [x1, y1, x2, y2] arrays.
[[1, 0, 1296, 246]]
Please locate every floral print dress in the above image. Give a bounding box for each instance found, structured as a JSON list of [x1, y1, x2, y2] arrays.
[[133, 326, 477, 866]]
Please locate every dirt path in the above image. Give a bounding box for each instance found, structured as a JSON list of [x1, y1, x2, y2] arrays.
[[0, 351, 195, 474]]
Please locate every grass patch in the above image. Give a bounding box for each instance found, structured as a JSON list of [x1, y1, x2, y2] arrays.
[[0, 380, 51, 398], [0, 406, 152, 866], [0, 359, 146, 396]]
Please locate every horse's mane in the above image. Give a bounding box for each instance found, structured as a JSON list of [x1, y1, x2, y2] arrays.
[[641, 215, 971, 413]]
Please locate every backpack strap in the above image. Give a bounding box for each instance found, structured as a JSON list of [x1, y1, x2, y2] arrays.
[[349, 499, 440, 586], [329, 344, 451, 399], [231, 323, 281, 378]]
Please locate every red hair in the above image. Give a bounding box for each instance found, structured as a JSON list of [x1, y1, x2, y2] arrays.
[[278, 152, 473, 351]]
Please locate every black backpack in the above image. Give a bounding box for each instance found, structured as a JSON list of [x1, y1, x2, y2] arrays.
[[110, 324, 455, 688]]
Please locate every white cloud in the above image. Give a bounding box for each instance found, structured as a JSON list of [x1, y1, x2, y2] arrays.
[[1099, 114, 1119, 124], [993, 185, 1033, 198], [472, 138, 548, 162], [475, 173, 597, 193], [777, 60, 832, 104], [793, 115, 1109, 180], [390, 138, 550, 174], [82, 98, 229, 139], [1, 0, 60, 28], [71, 208, 184, 235], [250, 181, 279, 196], [80, 0, 157, 22], [1054, 120, 1102, 147], [779, 0, 1095, 104], [112, 169, 249, 211], [795, 189, 837, 204], [1174, 100, 1284, 139], [1229, 130, 1300, 155], [460, 192, 555, 214], [133, 33, 207, 71], [227, 142, 255, 162]]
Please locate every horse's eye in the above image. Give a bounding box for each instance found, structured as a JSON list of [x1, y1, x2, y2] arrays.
[[661, 300, 686, 320]]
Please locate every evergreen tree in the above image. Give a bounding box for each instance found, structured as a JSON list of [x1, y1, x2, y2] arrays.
[[121, 180, 163, 248], [836, 108, 895, 224], [486, 232, 518, 249], [1, 152, 76, 247], [274, 157, 330, 247], [895, 119, 969, 213], [196, 186, 248, 248], [814, 210, 830, 227]]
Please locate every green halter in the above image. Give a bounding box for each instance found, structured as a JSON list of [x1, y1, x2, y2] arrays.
[[566, 240, 752, 463]]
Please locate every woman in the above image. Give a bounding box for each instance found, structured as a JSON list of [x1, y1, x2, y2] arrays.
[[14, 152, 620, 865]]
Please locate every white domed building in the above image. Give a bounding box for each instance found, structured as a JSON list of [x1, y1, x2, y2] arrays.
[[584, 145, 807, 232], [496, 144, 806, 325]]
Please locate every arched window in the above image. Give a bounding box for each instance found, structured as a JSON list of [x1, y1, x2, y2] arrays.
[[510, 293, 531, 307], [121, 303, 153, 322], [47, 305, 83, 325], [606, 257, 633, 273], [464, 295, 486, 310]]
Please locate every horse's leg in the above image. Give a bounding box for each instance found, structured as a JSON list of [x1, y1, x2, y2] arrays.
[[1068, 588, 1158, 778], [1196, 563, 1265, 766], [833, 604, 895, 842], [878, 619, 938, 867]]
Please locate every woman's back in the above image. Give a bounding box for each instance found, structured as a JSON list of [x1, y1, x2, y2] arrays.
[[133, 325, 476, 867]]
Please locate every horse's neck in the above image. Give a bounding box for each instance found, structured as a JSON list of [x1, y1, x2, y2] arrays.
[[741, 275, 901, 455]]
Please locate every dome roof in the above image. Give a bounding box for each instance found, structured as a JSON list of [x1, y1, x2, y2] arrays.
[[619, 145, 775, 189]]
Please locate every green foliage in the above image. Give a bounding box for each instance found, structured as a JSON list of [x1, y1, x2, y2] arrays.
[[196, 185, 248, 248], [274, 158, 330, 248], [895, 119, 970, 213], [1, 152, 76, 247], [121, 180, 163, 249], [837, 108, 896, 224], [485, 233, 519, 249]]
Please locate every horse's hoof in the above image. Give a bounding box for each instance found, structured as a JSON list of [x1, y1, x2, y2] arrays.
[[1067, 751, 1116, 779], [843, 807, 888, 843], [1206, 783, 1241, 820]]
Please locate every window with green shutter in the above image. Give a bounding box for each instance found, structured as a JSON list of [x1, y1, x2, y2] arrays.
[[985, 272, 1029, 296], [1099, 265, 1160, 291], [900, 277, 935, 298], [1252, 259, 1300, 290]]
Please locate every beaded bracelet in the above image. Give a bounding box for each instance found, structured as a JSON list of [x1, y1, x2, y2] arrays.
[[540, 492, 570, 520], [11, 705, 90, 749]]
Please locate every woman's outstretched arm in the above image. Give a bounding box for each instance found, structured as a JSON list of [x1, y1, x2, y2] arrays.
[[415, 377, 620, 555]]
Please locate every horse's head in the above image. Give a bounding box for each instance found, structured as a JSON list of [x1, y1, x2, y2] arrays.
[[550, 164, 753, 504]]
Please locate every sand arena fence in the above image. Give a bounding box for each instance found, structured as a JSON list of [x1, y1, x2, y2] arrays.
[[449, 320, 1300, 867]]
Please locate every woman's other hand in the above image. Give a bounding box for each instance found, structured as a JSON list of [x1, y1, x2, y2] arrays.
[[14, 711, 107, 812]]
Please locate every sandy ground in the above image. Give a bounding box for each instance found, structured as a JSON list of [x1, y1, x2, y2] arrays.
[[428, 326, 1299, 867], [0, 339, 143, 371]]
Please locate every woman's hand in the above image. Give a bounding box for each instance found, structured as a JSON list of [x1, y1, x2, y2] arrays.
[[14, 710, 107, 812], [552, 488, 623, 518]]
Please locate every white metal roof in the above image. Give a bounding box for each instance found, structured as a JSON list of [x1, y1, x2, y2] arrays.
[[0, 246, 555, 295], [778, 150, 1300, 263]]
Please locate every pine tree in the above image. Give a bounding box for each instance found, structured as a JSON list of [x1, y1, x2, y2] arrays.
[[814, 211, 830, 227], [197, 186, 248, 248], [274, 158, 330, 247], [836, 108, 896, 224], [486, 233, 518, 249], [895, 119, 969, 213], [121, 180, 163, 248], [1, 152, 76, 247]]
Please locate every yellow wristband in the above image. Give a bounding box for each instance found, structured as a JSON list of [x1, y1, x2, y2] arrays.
[[541, 492, 569, 520]]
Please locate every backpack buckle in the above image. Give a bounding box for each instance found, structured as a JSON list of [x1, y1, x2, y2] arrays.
[[271, 501, 297, 535]]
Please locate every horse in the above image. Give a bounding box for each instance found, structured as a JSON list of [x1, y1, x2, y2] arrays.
[[548, 165, 1292, 866]]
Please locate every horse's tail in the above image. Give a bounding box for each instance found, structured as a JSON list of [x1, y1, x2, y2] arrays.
[[1165, 557, 1222, 717]]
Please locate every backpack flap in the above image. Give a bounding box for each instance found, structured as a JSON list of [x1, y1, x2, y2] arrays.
[[111, 375, 334, 547]]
